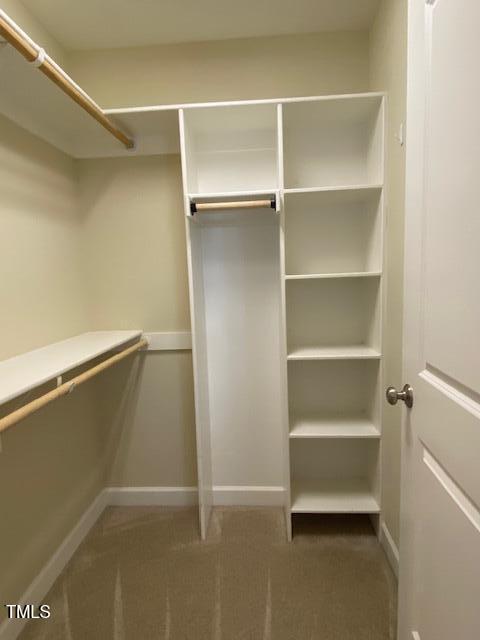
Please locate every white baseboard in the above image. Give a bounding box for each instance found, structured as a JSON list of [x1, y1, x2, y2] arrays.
[[0, 491, 108, 640], [380, 520, 399, 579], [105, 486, 198, 507], [212, 486, 285, 506]]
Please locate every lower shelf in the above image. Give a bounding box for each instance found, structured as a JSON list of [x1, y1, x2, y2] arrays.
[[291, 478, 380, 514], [290, 416, 380, 439]]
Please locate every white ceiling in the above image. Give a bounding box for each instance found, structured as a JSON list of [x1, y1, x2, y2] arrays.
[[21, 0, 380, 50]]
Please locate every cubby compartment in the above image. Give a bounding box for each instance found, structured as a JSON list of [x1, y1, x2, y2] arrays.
[[285, 187, 383, 276], [182, 103, 279, 196], [290, 438, 380, 513], [286, 276, 381, 359], [288, 359, 381, 438], [283, 95, 384, 189]]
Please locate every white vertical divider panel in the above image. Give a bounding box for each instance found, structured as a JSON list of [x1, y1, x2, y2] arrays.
[[277, 103, 292, 540], [372, 96, 387, 533], [179, 109, 213, 539]]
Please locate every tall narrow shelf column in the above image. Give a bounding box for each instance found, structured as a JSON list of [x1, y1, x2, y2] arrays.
[[280, 94, 385, 531]]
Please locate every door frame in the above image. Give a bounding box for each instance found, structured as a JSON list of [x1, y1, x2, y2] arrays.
[[398, 0, 428, 637]]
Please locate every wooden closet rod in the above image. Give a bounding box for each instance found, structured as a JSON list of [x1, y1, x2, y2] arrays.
[[0, 10, 135, 150], [190, 197, 276, 214], [0, 338, 147, 435]]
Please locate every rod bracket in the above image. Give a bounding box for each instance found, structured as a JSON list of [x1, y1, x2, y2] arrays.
[[31, 47, 45, 68]]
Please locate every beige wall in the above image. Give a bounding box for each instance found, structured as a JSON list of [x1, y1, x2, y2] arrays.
[[68, 31, 370, 108], [369, 0, 407, 549], [0, 115, 102, 618], [78, 156, 190, 332], [77, 154, 196, 488]]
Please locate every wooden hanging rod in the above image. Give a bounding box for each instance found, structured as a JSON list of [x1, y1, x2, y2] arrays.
[[190, 197, 276, 214], [0, 338, 147, 435], [0, 10, 135, 150]]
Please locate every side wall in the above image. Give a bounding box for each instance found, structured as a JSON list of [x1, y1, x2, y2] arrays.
[[0, 115, 102, 619], [369, 0, 408, 550]]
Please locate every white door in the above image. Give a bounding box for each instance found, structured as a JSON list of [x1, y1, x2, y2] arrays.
[[398, 1, 480, 639]]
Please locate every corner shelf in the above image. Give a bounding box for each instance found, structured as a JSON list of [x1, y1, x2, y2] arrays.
[[290, 416, 380, 439], [0, 331, 143, 406], [291, 478, 380, 514]]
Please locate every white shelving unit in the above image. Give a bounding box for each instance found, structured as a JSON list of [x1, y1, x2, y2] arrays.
[[0, 331, 143, 405], [176, 92, 385, 539], [282, 94, 385, 533]]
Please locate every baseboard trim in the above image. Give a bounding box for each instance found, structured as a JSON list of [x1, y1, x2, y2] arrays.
[[0, 490, 107, 640], [212, 486, 285, 506], [380, 520, 399, 579], [105, 486, 198, 507]]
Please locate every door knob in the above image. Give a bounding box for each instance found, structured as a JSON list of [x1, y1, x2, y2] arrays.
[[386, 384, 414, 408]]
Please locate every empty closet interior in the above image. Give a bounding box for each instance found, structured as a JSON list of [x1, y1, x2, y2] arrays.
[[0, 0, 406, 629]]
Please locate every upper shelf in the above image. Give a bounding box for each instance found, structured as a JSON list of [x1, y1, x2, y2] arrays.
[[0, 331, 142, 406], [0, 41, 385, 161]]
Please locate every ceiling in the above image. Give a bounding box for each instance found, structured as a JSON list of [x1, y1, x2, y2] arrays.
[[21, 0, 380, 50]]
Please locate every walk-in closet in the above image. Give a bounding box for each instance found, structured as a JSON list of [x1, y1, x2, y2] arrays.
[[3, 1, 477, 639]]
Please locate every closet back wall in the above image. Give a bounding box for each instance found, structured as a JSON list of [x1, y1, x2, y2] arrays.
[[69, 31, 369, 107], [78, 156, 197, 488], [75, 31, 371, 493]]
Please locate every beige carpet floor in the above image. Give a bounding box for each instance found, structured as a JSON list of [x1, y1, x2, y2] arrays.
[[20, 507, 397, 640]]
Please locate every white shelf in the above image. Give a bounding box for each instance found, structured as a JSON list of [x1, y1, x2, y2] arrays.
[[291, 478, 380, 514], [283, 95, 384, 190], [0, 331, 143, 406], [287, 346, 381, 360], [284, 184, 383, 195], [285, 271, 381, 280], [284, 187, 383, 276], [188, 189, 278, 200], [290, 416, 380, 439], [182, 103, 279, 195]]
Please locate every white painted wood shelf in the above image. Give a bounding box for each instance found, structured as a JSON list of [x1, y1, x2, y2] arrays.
[[290, 416, 380, 439], [283, 184, 383, 196], [0, 331, 142, 406], [287, 346, 382, 361], [188, 189, 278, 200], [285, 271, 382, 281], [291, 478, 380, 514]]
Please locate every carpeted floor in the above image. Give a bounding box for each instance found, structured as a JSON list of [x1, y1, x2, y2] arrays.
[[20, 507, 397, 640]]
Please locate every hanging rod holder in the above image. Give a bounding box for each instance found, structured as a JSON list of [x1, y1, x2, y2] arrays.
[[190, 196, 276, 215], [0, 9, 135, 150], [0, 338, 148, 435]]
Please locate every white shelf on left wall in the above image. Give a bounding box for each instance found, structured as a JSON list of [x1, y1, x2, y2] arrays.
[[0, 331, 143, 406]]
